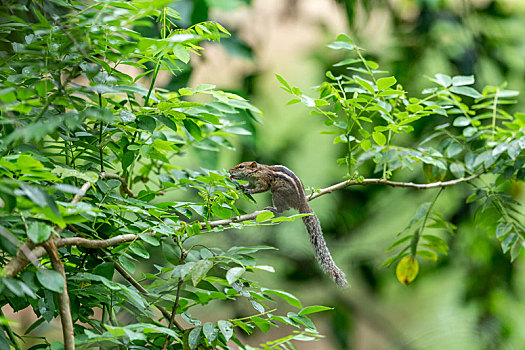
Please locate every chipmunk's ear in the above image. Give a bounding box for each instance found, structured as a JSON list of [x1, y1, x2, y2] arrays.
[[249, 161, 258, 168]]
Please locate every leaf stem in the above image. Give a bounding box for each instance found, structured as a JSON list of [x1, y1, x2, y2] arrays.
[[162, 243, 186, 349], [98, 93, 104, 172], [231, 308, 277, 322], [492, 88, 499, 142], [382, 129, 392, 179], [144, 59, 161, 106], [355, 46, 377, 84], [411, 187, 444, 257]]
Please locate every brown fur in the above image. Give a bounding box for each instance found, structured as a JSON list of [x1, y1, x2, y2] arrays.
[[229, 162, 348, 287]]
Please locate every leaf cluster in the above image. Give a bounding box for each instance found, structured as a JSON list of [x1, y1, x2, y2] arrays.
[[277, 33, 525, 284]]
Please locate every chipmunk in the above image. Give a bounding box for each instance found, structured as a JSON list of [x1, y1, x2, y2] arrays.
[[229, 161, 348, 287]]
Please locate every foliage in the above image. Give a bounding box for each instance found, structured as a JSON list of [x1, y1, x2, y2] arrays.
[[3, 0, 525, 348], [341, 0, 525, 109], [277, 33, 525, 285], [0, 1, 327, 349]]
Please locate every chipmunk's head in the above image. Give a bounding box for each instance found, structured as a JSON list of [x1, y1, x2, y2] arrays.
[[229, 161, 258, 180]]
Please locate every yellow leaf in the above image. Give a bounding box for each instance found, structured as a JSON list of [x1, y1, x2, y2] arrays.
[[396, 256, 419, 286]]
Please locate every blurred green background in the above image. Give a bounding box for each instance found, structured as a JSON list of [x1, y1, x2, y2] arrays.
[[136, 0, 525, 349]]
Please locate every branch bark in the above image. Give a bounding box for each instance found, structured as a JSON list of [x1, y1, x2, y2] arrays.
[[42, 239, 75, 350], [307, 174, 479, 200]]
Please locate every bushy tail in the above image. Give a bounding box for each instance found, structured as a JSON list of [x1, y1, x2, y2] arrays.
[[301, 213, 348, 288]]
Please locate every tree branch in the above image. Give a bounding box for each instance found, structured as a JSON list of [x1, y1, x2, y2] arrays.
[[307, 174, 479, 200], [37, 182, 92, 350], [3, 175, 479, 277], [42, 239, 75, 350]]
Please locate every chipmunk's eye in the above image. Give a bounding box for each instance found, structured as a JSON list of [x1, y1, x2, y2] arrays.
[[239, 164, 245, 169]]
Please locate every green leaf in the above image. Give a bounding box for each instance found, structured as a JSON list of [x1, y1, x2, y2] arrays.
[[226, 267, 245, 284], [52, 166, 98, 183], [212, 202, 232, 219], [93, 262, 115, 280], [19, 183, 47, 208], [227, 246, 278, 254], [327, 40, 354, 50], [191, 260, 213, 286], [275, 74, 291, 92], [449, 163, 465, 178], [298, 305, 333, 316], [203, 322, 218, 342], [250, 299, 265, 313], [256, 210, 274, 222], [463, 127, 477, 137], [118, 255, 136, 274], [39, 291, 55, 322], [361, 138, 372, 151], [446, 142, 463, 157], [496, 222, 513, 239], [453, 117, 470, 127], [501, 233, 518, 254], [140, 233, 160, 246], [288, 313, 316, 330], [496, 90, 519, 98], [261, 288, 302, 308], [396, 256, 418, 286], [354, 76, 375, 94], [417, 250, 438, 261], [137, 116, 156, 133], [173, 44, 190, 64], [37, 269, 65, 293], [433, 73, 452, 87], [452, 75, 474, 86], [162, 240, 181, 265], [510, 239, 522, 262], [17, 154, 44, 171], [3, 278, 25, 297], [387, 235, 412, 251], [183, 119, 203, 141], [188, 326, 202, 350], [27, 221, 52, 243], [217, 320, 233, 342], [450, 86, 482, 99], [377, 76, 396, 91], [24, 317, 46, 335], [251, 316, 271, 333], [423, 234, 449, 255], [130, 243, 150, 259], [372, 131, 386, 146]]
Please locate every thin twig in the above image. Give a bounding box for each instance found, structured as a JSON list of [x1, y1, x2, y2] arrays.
[[200, 210, 267, 230], [162, 278, 184, 350], [107, 257, 184, 331], [307, 174, 479, 200], [163, 243, 187, 349]]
